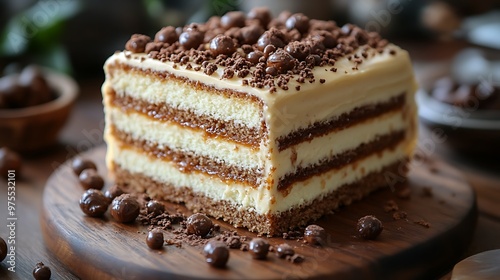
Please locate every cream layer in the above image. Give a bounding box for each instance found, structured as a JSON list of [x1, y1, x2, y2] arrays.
[[104, 46, 417, 138], [103, 70, 262, 129], [105, 103, 264, 172], [107, 96, 408, 181], [275, 110, 408, 178], [107, 134, 409, 214]]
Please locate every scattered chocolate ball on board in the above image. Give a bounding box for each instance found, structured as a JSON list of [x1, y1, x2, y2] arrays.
[[71, 157, 97, 176], [110, 194, 140, 223], [204, 241, 229, 268], [78, 169, 104, 190], [357, 215, 383, 240], [249, 238, 270, 260], [186, 213, 213, 237], [146, 200, 165, 217], [104, 184, 125, 202], [33, 262, 51, 280], [304, 225, 327, 246], [275, 243, 295, 258], [79, 189, 109, 218], [146, 229, 164, 250], [0, 236, 7, 262]]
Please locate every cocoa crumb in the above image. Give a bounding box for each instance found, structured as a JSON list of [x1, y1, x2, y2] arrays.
[[414, 219, 431, 228], [384, 200, 399, 212]]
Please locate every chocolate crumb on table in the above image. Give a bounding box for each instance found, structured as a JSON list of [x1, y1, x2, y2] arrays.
[[384, 200, 399, 212], [393, 211, 408, 220], [414, 219, 431, 228]]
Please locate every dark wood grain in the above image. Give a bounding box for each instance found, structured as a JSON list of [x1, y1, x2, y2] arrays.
[[40, 145, 476, 280]]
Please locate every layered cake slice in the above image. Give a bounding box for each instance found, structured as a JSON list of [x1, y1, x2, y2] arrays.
[[102, 9, 417, 235]]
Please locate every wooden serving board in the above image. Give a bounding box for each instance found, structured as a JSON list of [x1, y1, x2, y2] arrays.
[[41, 146, 476, 280]]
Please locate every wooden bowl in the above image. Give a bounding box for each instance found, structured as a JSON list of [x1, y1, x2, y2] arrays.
[[0, 69, 78, 153]]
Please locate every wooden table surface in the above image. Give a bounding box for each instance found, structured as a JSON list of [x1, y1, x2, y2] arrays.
[[1, 40, 500, 279]]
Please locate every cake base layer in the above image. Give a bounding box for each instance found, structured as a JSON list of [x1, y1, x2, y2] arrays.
[[112, 160, 406, 236]]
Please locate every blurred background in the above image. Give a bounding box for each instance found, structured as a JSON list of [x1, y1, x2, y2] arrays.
[[0, 0, 499, 77]]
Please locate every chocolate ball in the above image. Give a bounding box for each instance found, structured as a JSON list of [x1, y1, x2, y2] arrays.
[[0, 147, 22, 176], [304, 224, 327, 246], [33, 262, 51, 280], [239, 25, 264, 45], [265, 66, 278, 76], [146, 228, 164, 250], [104, 184, 125, 202], [71, 157, 97, 176], [179, 30, 204, 50], [0, 237, 7, 262], [249, 238, 270, 259], [257, 28, 287, 50], [267, 49, 296, 74], [275, 243, 295, 258], [209, 35, 236, 56], [125, 34, 151, 53], [285, 42, 310, 60], [110, 194, 140, 223], [221, 11, 246, 29], [204, 241, 229, 268], [18, 65, 52, 107], [246, 51, 264, 65], [146, 200, 165, 216], [247, 7, 271, 27], [78, 169, 104, 190], [79, 189, 109, 218], [357, 215, 383, 240], [186, 213, 213, 237], [286, 13, 310, 34], [263, 45, 276, 57], [154, 26, 178, 44]]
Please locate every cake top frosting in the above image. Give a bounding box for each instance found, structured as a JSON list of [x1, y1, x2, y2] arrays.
[[122, 8, 399, 93]]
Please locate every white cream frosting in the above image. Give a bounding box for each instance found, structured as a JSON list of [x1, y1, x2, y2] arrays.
[[103, 43, 418, 216]]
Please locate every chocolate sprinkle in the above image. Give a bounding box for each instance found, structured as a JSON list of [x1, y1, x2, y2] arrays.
[[126, 10, 392, 92]]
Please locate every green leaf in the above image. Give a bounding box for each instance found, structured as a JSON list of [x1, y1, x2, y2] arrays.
[[0, 0, 82, 56]]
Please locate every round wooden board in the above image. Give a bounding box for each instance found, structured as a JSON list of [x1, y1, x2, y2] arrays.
[[41, 146, 476, 280]]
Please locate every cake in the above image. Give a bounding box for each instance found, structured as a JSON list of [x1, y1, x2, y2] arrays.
[[102, 9, 418, 236]]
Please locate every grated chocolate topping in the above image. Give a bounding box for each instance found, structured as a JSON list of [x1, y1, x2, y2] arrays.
[[124, 7, 393, 92]]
